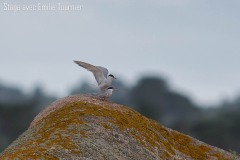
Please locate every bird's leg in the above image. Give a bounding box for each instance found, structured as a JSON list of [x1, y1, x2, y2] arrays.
[[100, 97, 107, 101]]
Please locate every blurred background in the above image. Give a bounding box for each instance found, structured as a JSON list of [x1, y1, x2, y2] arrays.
[[1, 0, 240, 153]]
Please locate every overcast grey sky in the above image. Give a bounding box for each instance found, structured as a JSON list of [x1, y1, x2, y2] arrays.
[[1, 0, 240, 106]]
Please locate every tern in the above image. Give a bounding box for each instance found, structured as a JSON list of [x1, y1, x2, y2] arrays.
[[97, 87, 117, 100], [74, 60, 116, 91]]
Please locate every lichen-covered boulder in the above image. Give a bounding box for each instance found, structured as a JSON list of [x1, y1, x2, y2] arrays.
[[0, 95, 236, 159]]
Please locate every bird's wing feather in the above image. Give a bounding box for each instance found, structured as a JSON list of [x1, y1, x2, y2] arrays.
[[74, 60, 106, 84], [96, 66, 109, 78]]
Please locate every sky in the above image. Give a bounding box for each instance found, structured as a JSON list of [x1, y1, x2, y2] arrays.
[[0, 0, 240, 106]]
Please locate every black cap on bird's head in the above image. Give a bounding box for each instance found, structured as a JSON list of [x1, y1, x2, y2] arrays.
[[107, 86, 118, 90], [108, 74, 117, 79]]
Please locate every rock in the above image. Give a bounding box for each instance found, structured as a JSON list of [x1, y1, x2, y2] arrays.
[[0, 95, 237, 160]]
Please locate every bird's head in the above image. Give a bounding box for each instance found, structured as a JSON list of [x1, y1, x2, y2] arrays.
[[108, 74, 117, 79], [107, 87, 117, 91]]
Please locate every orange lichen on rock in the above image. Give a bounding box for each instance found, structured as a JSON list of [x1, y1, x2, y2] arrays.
[[0, 95, 237, 160]]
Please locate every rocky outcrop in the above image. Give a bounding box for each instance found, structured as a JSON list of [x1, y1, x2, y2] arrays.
[[0, 95, 237, 159]]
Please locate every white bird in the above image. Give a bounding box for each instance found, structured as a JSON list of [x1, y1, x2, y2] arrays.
[[97, 87, 117, 100], [74, 60, 116, 91]]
